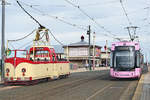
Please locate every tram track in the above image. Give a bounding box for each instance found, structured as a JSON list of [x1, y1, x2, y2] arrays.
[[8, 72, 108, 100], [86, 84, 112, 100], [0, 70, 107, 91], [0, 70, 138, 100]]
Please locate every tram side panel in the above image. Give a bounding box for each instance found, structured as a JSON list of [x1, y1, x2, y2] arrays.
[[5, 62, 70, 82], [60, 63, 70, 75], [5, 63, 15, 81], [17, 63, 56, 80]]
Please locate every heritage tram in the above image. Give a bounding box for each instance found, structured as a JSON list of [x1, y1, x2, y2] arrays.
[[4, 28, 70, 85], [110, 41, 144, 79]]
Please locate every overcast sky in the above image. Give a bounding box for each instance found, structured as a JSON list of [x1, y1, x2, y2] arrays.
[[1, 0, 150, 61]]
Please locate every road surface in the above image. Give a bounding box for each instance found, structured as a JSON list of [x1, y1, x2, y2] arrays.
[[0, 70, 138, 100]]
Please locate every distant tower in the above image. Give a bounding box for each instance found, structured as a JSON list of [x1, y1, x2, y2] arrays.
[[81, 35, 84, 42]]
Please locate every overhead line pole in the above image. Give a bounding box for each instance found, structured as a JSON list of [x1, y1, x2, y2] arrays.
[[1, 0, 6, 82], [87, 25, 91, 70], [93, 32, 95, 70]]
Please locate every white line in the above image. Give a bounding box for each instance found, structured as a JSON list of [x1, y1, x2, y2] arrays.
[[0, 86, 21, 91], [86, 84, 112, 100]]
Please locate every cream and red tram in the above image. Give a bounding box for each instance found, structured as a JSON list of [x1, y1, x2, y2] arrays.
[[4, 46, 70, 85]]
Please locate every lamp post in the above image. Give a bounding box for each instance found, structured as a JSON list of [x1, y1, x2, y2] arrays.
[[93, 32, 95, 70], [105, 40, 108, 67]]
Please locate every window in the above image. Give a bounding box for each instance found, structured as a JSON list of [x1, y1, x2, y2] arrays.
[[69, 48, 88, 56], [52, 55, 55, 61], [16, 51, 27, 58], [136, 51, 140, 68]]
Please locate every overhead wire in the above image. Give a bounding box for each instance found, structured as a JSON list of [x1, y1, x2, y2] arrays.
[[13, 0, 117, 39], [15, 0, 65, 46], [16, 1, 45, 29], [8, 29, 36, 42], [144, 0, 150, 24], [8, 42, 16, 50], [63, 0, 117, 37], [17, 39, 33, 49], [48, 30, 64, 45], [120, 0, 132, 25], [14, 0, 87, 31]]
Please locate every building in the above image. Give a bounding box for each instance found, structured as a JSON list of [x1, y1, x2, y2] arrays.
[[53, 45, 67, 61], [100, 50, 111, 66], [63, 36, 102, 68]]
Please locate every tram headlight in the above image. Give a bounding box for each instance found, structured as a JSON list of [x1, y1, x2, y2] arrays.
[[22, 68, 26, 73], [6, 68, 10, 76], [22, 68, 26, 76], [6, 68, 10, 73]]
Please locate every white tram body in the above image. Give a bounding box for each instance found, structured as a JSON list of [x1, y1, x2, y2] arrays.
[[4, 46, 70, 85]]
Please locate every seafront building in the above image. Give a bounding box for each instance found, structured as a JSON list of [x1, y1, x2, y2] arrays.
[[63, 36, 102, 68]]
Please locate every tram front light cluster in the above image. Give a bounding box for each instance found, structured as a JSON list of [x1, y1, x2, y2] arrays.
[[22, 68, 26, 76], [115, 73, 118, 76]]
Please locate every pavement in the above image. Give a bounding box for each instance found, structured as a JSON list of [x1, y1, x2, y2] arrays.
[[0, 76, 2, 84], [70, 67, 110, 73], [132, 66, 150, 100]]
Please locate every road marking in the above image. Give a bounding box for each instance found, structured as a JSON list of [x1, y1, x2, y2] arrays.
[[0, 86, 21, 91], [120, 81, 136, 100], [110, 86, 123, 89], [132, 67, 150, 100], [50, 73, 107, 90], [86, 84, 112, 100], [56, 74, 107, 95]]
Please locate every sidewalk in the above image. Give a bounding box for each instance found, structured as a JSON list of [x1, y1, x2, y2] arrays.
[[70, 67, 110, 73], [140, 67, 150, 100], [132, 67, 150, 100], [0, 76, 3, 84]]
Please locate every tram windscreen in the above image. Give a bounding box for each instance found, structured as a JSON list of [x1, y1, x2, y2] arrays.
[[16, 51, 27, 58], [114, 47, 135, 70]]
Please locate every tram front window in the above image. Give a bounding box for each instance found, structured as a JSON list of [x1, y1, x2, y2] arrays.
[[114, 51, 135, 71], [7, 51, 15, 58], [16, 51, 27, 58]]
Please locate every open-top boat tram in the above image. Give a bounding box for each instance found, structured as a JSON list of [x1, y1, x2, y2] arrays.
[[4, 28, 70, 85]]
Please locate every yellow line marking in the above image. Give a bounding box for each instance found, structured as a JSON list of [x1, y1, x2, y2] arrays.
[[132, 67, 150, 100], [86, 84, 112, 100], [120, 81, 136, 100]]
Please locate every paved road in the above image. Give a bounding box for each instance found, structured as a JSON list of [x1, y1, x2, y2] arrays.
[[0, 70, 138, 100]]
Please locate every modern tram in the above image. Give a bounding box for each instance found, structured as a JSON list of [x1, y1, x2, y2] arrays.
[[110, 41, 144, 79]]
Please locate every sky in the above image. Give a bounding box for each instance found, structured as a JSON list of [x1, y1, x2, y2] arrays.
[[1, 0, 150, 61]]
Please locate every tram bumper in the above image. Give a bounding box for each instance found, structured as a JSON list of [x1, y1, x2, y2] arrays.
[[4, 77, 33, 85], [112, 71, 141, 78], [110, 68, 141, 78]]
